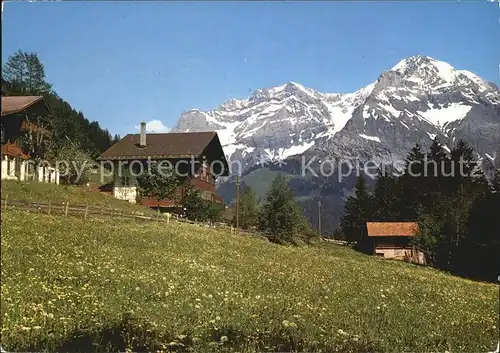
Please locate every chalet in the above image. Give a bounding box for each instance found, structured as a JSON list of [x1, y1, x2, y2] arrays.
[[366, 222, 427, 265], [1, 96, 59, 184], [96, 122, 229, 207]]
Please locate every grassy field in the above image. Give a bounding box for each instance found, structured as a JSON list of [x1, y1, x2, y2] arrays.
[[1, 206, 498, 352], [1, 180, 157, 215]]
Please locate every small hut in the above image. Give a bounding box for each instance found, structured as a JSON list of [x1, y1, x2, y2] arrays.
[[366, 222, 426, 265]]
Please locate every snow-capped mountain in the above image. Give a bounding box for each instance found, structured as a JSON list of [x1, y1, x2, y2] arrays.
[[173, 55, 500, 174]]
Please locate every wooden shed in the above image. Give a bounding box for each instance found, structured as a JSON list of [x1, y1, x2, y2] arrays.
[[366, 222, 426, 265]]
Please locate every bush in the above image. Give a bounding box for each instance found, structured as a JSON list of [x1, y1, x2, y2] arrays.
[[49, 142, 94, 185], [183, 185, 224, 222]]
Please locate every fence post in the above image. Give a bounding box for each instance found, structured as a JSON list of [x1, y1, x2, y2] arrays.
[[48, 202, 51, 215], [4, 194, 7, 212], [157, 207, 160, 223], [84, 204, 89, 219], [65, 202, 69, 217], [166, 213, 170, 225]]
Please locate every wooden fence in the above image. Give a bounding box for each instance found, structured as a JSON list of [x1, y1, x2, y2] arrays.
[[1, 197, 175, 223], [0, 197, 267, 238], [320, 237, 353, 246], [0, 196, 351, 245]]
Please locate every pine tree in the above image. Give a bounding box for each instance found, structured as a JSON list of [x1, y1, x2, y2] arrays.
[[429, 138, 448, 162], [340, 175, 372, 249], [234, 184, 259, 229], [2, 50, 115, 158], [449, 139, 476, 190], [491, 168, 500, 193], [404, 143, 426, 174], [371, 168, 400, 221], [399, 143, 426, 219], [422, 138, 451, 209], [2, 50, 52, 94], [112, 134, 122, 145], [258, 174, 310, 243], [427, 138, 448, 185]]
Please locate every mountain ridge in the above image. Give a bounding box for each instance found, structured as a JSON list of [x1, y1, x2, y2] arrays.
[[173, 55, 500, 176]]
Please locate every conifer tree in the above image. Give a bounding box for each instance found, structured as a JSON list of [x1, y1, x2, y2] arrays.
[[427, 138, 448, 192], [399, 143, 426, 219], [234, 184, 259, 229], [2, 50, 52, 94], [371, 168, 400, 221], [258, 174, 310, 243], [491, 168, 500, 193], [449, 139, 476, 190], [340, 175, 372, 249], [2, 50, 114, 159]]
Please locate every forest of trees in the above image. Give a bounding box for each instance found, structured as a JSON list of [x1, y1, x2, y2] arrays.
[[1, 50, 120, 160], [340, 139, 500, 282]]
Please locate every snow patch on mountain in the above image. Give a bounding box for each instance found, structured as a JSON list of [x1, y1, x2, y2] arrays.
[[427, 132, 437, 140], [265, 141, 315, 161], [417, 103, 472, 128], [485, 153, 496, 162], [359, 134, 382, 143], [378, 103, 400, 119]]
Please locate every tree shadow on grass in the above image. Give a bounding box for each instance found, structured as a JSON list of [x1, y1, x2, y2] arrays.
[[20, 317, 384, 353]]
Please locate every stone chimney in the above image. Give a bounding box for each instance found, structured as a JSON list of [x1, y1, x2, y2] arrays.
[[140, 122, 146, 147]]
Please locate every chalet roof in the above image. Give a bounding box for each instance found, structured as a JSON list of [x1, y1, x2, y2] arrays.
[[97, 131, 223, 161], [366, 222, 418, 237], [1, 96, 44, 116]]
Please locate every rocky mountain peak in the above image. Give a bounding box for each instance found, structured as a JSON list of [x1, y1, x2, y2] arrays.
[[389, 55, 461, 89], [173, 55, 499, 178]]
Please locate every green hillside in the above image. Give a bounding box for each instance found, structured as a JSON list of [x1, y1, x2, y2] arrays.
[[1, 180, 155, 215], [1, 184, 498, 352]]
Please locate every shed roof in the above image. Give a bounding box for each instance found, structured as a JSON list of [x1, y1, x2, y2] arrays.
[[366, 222, 418, 237], [1, 96, 44, 116], [1, 143, 29, 159]]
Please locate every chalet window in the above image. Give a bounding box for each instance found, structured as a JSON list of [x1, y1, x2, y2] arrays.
[[121, 176, 130, 186]]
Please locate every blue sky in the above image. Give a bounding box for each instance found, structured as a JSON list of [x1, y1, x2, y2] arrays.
[[2, 1, 499, 137]]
